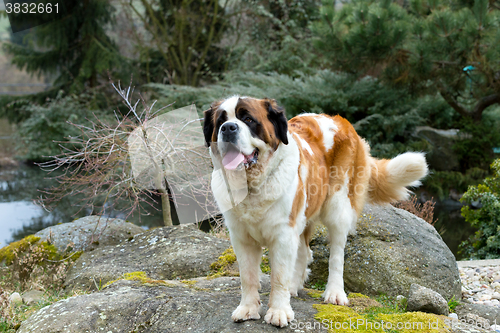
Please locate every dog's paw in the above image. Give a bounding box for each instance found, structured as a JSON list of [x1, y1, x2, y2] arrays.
[[289, 288, 298, 297], [231, 304, 261, 322], [264, 306, 294, 327], [323, 288, 349, 305]]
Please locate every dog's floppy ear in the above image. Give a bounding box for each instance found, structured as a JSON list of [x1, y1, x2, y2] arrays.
[[265, 99, 288, 145], [203, 107, 214, 147]]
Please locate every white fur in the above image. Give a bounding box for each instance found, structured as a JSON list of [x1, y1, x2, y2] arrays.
[[314, 116, 338, 152], [320, 178, 357, 305], [220, 96, 239, 118], [211, 133, 303, 327], [296, 112, 320, 117], [385, 152, 429, 200], [294, 133, 314, 156]]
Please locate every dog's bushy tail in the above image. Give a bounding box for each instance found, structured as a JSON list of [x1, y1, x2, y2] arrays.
[[368, 152, 428, 204]]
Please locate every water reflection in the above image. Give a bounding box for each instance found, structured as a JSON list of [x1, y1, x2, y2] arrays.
[[433, 203, 477, 260], [0, 164, 166, 245]]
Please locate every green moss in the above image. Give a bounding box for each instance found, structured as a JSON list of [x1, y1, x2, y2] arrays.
[[208, 247, 276, 279], [260, 248, 271, 274], [0, 236, 41, 265], [208, 247, 238, 279], [305, 288, 323, 299], [39, 241, 58, 262], [314, 303, 448, 333], [180, 280, 197, 285], [70, 251, 83, 261], [103, 271, 173, 289], [348, 293, 370, 299]]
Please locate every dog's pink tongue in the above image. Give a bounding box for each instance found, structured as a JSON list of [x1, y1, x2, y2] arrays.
[[222, 150, 245, 170]]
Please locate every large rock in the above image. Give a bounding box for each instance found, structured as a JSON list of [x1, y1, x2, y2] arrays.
[[19, 277, 323, 333], [18, 277, 490, 333], [309, 204, 461, 301], [414, 126, 460, 171], [35, 216, 145, 253], [64, 224, 231, 291]]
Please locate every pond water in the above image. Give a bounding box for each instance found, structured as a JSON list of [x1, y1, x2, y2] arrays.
[[433, 202, 477, 260], [0, 163, 166, 247]]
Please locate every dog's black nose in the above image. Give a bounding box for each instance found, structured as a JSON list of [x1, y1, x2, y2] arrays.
[[221, 122, 238, 134]]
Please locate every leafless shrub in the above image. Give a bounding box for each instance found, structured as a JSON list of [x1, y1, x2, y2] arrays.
[[11, 242, 70, 290], [392, 195, 437, 225], [0, 287, 12, 321], [37, 81, 222, 230]]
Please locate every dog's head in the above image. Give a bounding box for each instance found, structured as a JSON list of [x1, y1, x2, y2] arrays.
[[203, 96, 288, 171]]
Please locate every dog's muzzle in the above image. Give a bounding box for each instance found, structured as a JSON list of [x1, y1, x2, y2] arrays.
[[221, 122, 239, 144]]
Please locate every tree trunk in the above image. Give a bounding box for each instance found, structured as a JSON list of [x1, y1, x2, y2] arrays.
[[159, 188, 173, 226]]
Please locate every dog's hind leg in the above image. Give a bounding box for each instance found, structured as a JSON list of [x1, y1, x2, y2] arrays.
[[231, 236, 263, 322], [290, 229, 313, 296], [321, 185, 357, 306]]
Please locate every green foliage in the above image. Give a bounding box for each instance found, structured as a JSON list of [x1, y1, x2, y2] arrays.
[[149, 70, 448, 158], [128, 0, 232, 86], [312, 0, 500, 122], [459, 159, 500, 259], [453, 118, 500, 170], [13, 92, 109, 162], [233, 0, 322, 76], [0, 90, 59, 124], [2, 0, 125, 92], [235, 34, 320, 77]]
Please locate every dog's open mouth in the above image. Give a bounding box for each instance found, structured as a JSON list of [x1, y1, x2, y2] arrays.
[[221, 147, 259, 170]]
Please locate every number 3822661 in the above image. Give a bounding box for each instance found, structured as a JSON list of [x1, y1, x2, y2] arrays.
[[6, 2, 59, 14]]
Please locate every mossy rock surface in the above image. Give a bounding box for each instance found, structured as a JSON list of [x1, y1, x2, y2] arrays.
[[0, 235, 41, 265], [18, 279, 489, 333], [18, 277, 323, 333], [309, 204, 461, 301], [64, 224, 231, 291]]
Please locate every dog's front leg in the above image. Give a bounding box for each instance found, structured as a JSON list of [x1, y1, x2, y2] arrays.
[[231, 236, 263, 322], [265, 228, 298, 327]]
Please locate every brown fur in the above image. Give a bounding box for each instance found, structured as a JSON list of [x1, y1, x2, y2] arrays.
[[288, 114, 372, 221]]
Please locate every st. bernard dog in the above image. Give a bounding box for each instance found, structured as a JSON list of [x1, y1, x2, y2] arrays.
[[203, 96, 428, 327]]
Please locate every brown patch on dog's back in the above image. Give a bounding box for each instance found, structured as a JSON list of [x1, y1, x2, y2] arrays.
[[289, 116, 330, 220]]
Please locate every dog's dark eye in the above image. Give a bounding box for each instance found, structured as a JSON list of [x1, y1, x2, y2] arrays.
[[244, 117, 254, 124]]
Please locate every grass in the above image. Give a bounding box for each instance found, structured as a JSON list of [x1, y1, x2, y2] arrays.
[[447, 296, 459, 313], [308, 280, 327, 291], [0, 288, 86, 332]]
